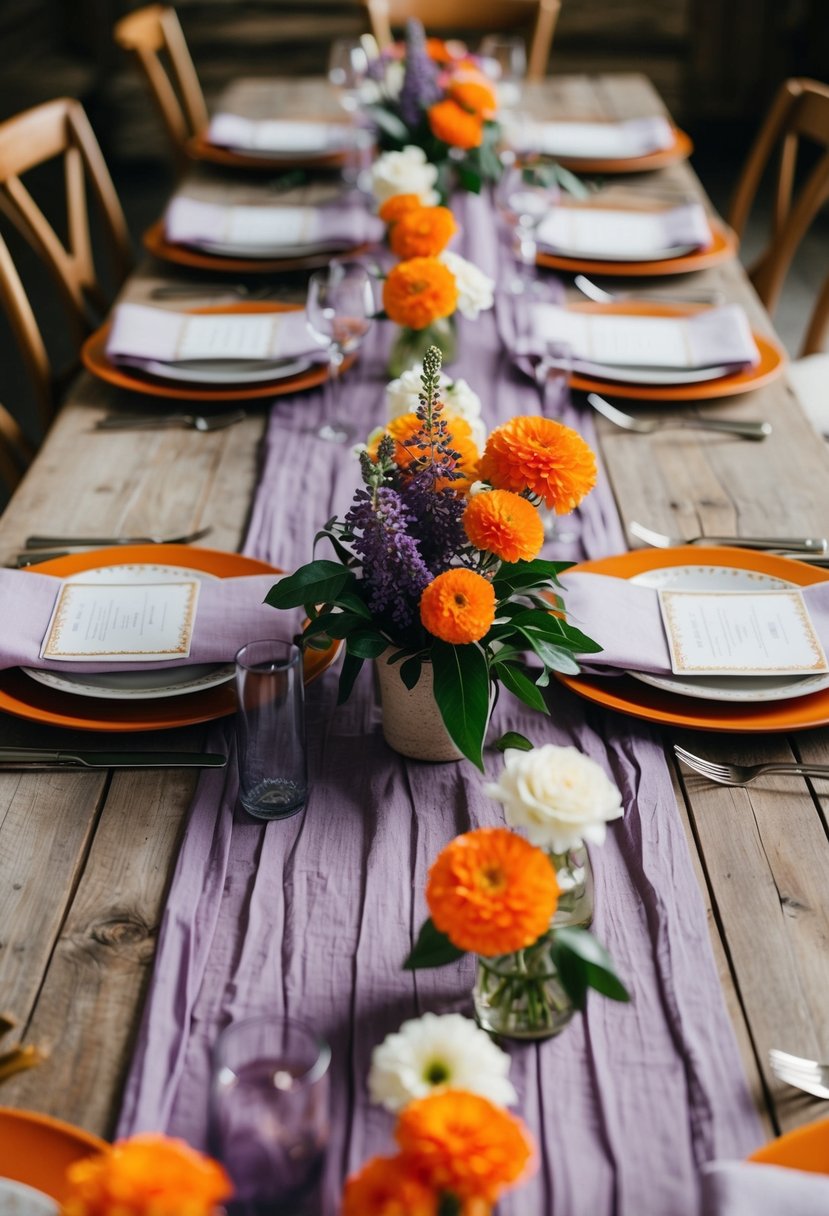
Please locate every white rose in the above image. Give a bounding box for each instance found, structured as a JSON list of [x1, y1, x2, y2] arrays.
[[384, 365, 486, 450], [486, 745, 624, 852], [444, 377, 485, 450], [439, 250, 495, 319], [370, 145, 440, 207]]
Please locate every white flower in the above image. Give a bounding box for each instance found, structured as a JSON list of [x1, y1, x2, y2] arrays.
[[384, 365, 486, 451], [368, 1012, 516, 1112], [486, 745, 624, 852], [439, 251, 495, 319], [370, 145, 439, 207]]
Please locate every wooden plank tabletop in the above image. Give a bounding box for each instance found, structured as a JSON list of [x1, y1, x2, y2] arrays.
[[1, 73, 828, 1144]]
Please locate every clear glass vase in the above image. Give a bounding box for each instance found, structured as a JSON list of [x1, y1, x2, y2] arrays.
[[549, 844, 594, 929], [473, 934, 575, 1041], [387, 315, 457, 377]]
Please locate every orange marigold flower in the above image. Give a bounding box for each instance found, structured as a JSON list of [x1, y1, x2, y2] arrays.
[[449, 78, 498, 119], [420, 568, 495, 644], [383, 257, 458, 330], [463, 489, 544, 562], [371, 411, 479, 493], [426, 37, 454, 63], [62, 1134, 232, 1216], [479, 416, 597, 514], [389, 205, 458, 259], [428, 99, 484, 150], [379, 193, 424, 225], [342, 1154, 437, 1216], [426, 827, 558, 955], [396, 1091, 536, 1204]]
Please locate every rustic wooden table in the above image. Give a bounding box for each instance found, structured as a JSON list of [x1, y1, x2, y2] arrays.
[[1, 73, 827, 1144]]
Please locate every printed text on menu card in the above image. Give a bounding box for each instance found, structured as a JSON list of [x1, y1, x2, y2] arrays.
[[41, 581, 200, 662], [658, 589, 829, 675]]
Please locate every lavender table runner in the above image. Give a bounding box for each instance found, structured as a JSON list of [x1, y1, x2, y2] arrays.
[[117, 192, 763, 1214]]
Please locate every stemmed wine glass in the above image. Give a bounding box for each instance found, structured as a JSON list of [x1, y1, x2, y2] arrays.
[[479, 34, 527, 111], [305, 262, 375, 444], [495, 159, 558, 295], [328, 37, 373, 189]]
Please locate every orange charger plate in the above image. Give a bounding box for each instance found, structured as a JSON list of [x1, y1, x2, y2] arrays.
[[750, 1116, 829, 1175], [566, 299, 786, 402], [0, 1107, 105, 1200], [0, 545, 339, 732], [537, 216, 737, 278], [557, 546, 829, 732], [187, 131, 349, 170], [143, 218, 371, 276], [552, 126, 693, 175], [81, 302, 354, 404]]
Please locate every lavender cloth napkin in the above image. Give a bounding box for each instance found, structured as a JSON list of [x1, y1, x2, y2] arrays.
[[699, 1162, 829, 1215], [117, 191, 763, 1215], [508, 115, 675, 159], [0, 570, 291, 673], [536, 202, 713, 258], [106, 304, 324, 366], [164, 196, 384, 253], [207, 114, 357, 155]]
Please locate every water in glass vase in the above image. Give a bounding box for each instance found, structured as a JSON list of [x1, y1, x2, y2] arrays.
[[474, 936, 574, 1041], [550, 844, 594, 929]]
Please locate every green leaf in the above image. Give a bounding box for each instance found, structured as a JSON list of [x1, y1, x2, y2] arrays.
[[403, 918, 465, 970], [400, 655, 423, 691], [345, 630, 389, 659], [517, 629, 582, 675], [551, 927, 631, 1011], [366, 105, 409, 143], [430, 640, 491, 771], [302, 612, 366, 641], [265, 561, 352, 610], [553, 162, 590, 199], [314, 528, 357, 568], [493, 731, 534, 752], [495, 662, 550, 714], [337, 652, 364, 704]]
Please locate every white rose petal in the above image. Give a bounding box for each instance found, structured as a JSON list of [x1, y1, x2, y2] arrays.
[[384, 367, 486, 451], [486, 745, 624, 853], [439, 250, 495, 319], [368, 1012, 517, 1113], [370, 145, 440, 208]]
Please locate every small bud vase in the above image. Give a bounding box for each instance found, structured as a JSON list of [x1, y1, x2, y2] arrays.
[[549, 844, 594, 929], [387, 316, 457, 378], [473, 933, 575, 1041]]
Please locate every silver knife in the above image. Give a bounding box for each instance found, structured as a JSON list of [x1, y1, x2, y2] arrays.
[[0, 749, 228, 770]]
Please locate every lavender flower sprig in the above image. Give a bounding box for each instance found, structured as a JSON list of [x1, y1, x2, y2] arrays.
[[398, 18, 440, 128]]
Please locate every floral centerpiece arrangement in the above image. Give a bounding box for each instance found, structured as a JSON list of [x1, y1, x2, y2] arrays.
[[405, 826, 630, 1040], [365, 18, 502, 195], [267, 347, 599, 770], [378, 194, 494, 374]]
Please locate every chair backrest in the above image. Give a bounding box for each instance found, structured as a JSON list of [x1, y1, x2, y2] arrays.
[[363, 0, 561, 82], [114, 4, 209, 159], [729, 78, 829, 326], [802, 271, 829, 357], [0, 400, 34, 495], [0, 98, 132, 337]]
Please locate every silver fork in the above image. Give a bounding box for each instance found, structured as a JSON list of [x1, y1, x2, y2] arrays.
[[24, 525, 213, 549], [573, 274, 725, 307], [95, 409, 247, 433], [769, 1050, 829, 1099], [674, 745, 829, 787], [587, 393, 771, 440], [629, 520, 827, 554]]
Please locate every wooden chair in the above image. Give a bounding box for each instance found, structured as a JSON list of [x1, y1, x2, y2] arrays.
[[0, 98, 132, 338], [114, 4, 209, 163], [363, 0, 561, 82], [0, 402, 33, 495], [728, 77, 829, 324]]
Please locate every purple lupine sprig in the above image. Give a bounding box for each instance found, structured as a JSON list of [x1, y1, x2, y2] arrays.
[[398, 18, 440, 128], [345, 486, 432, 630]]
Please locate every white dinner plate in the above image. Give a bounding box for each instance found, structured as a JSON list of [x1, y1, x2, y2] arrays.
[[115, 355, 314, 386], [627, 564, 829, 703], [540, 242, 697, 263], [194, 239, 352, 259], [572, 360, 735, 386], [22, 564, 234, 701], [0, 1177, 58, 1215]]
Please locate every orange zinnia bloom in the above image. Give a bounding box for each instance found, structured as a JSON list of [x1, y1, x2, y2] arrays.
[[62, 1134, 232, 1216], [396, 1091, 536, 1204], [463, 489, 544, 562], [383, 257, 458, 330], [428, 99, 484, 150], [479, 416, 597, 513], [389, 205, 458, 259], [419, 568, 495, 644], [342, 1154, 437, 1216], [426, 827, 558, 955], [379, 193, 424, 225], [426, 37, 454, 63], [371, 411, 479, 493], [449, 77, 498, 119]]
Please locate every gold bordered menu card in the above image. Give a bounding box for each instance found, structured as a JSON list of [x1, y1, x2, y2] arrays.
[[40, 581, 200, 663], [658, 588, 829, 676]]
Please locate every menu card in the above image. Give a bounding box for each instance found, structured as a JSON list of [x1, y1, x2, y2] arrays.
[[536, 203, 712, 260], [658, 588, 829, 676], [41, 581, 200, 662]]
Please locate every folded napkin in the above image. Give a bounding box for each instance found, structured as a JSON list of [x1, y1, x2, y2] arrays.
[[0, 570, 297, 673], [560, 572, 829, 675], [106, 303, 324, 367], [519, 303, 760, 375], [699, 1161, 829, 1216], [164, 197, 383, 254], [536, 203, 713, 260], [206, 114, 356, 155], [508, 116, 675, 160]]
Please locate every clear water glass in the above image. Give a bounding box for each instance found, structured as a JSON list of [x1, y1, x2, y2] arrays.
[[479, 34, 527, 110], [210, 1016, 331, 1216], [327, 38, 369, 113], [495, 161, 556, 295], [235, 640, 307, 820], [305, 262, 374, 444]]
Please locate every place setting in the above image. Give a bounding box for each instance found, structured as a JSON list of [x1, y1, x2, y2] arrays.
[[503, 112, 694, 173], [188, 113, 373, 170]]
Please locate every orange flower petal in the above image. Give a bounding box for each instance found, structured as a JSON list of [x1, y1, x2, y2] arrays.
[[383, 257, 458, 330], [342, 1154, 437, 1216], [419, 569, 495, 644], [479, 416, 597, 513], [462, 489, 544, 562], [379, 194, 424, 224], [389, 206, 458, 260], [427, 99, 484, 150]]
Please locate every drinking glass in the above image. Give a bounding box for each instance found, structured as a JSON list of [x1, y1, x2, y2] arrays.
[[327, 38, 369, 113], [495, 160, 557, 295], [479, 34, 527, 110], [305, 262, 374, 443], [210, 1016, 331, 1216], [235, 640, 307, 820]]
